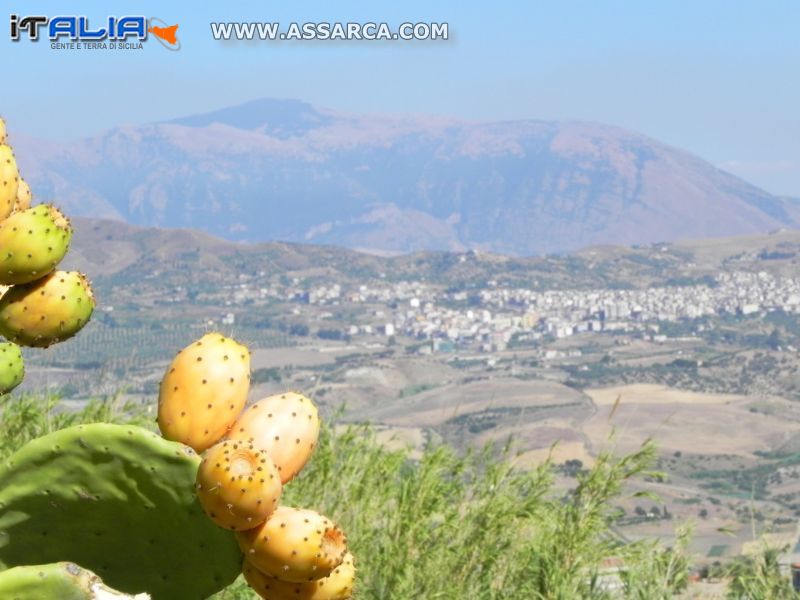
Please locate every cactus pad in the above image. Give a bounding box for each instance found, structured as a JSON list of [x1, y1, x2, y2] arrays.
[[0, 423, 243, 599], [0, 562, 150, 599], [0, 341, 24, 395]]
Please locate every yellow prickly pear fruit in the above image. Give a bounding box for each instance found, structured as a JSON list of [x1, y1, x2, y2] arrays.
[[0, 341, 24, 395], [0, 118, 6, 143], [236, 506, 348, 583], [243, 552, 356, 599], [158, 332, 251, 453], [0, 144, 19, 221], [195, 439, 282, 531], [0, 204, 72, 285], [13, 178, 31, 212], [0, 270, 95, 348], [226, 392, 320, 484]]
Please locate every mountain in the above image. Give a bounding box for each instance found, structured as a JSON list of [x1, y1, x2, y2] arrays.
[[12, 98, 800, 255]]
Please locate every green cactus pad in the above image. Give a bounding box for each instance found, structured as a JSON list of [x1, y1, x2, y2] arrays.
[[0, 423, 242, 600], [0, 561, 150, 599], [0, 341, 24, 394]]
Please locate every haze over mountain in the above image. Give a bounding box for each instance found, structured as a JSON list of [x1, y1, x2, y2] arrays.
[[12, 98, 800, 255]]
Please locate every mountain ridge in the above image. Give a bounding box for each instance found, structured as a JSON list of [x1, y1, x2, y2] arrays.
[[11, 98, 800, 255]]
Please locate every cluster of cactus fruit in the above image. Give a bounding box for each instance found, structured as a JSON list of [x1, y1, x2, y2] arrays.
[[0, 116, 95, 394], [158, 332, 356, 599], [0, 118, 351, 599]]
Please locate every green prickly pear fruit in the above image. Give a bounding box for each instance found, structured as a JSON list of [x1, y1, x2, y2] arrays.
[[0, 423, 243, 599], [236, 506, 348, 583], [0, 270, 95, 348], [0, 562, 151, 599], [158, 332, 251, 453], [0, 341, 24, 395], [243, 552, 356, 600], [0, 204, 72, 284], [227, 392, 321, 484], [0, 144, 19, 221], [196, 439, 282, 531], [13, 178, 32, 212]]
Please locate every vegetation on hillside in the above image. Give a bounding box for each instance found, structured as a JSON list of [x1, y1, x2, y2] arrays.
[[0, 393, 796, 599]]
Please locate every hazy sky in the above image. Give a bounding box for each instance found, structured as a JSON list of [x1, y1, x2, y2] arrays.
[[3, 0, 799, 196]]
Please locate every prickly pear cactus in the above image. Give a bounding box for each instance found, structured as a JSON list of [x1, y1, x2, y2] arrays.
[[227, 392, 320, 484], [236, 506, 347, 583], [0, 270, 94, 347], [158, 332, 251, 453], [243, 553, 356, 600], [0, 204, 72, 284], [0, 562, 150, 600], [0, 423, 243, 599], [0, 341, 24, 395], [13, 178, 32, 213], [0, 143, 19, 221]]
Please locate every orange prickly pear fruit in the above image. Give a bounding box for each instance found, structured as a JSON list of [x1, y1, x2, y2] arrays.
[[195, 439, 282, 531], [243, 551, 356, 599], [236, 506, 348, 583], [226, 392, 320, 484], [158, 332, 250, 453]]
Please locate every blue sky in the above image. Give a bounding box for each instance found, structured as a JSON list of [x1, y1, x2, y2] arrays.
[[2, 0, 799, 196]]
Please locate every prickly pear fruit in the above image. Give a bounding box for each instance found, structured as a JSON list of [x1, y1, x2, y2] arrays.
[[0, 341, 24, 395], [196, 439, 282, 531], [0, 204, 72, 284], [236, 506, 348, 583], [158, 332, 251, 453], [0, 562, 151, 599], [243, 552, 356, 600], [0, 144, 19, 221], [13, 178, 32, 212], [0, 270, 95, 347], [227, 392, 320, 484], [0, 118, 6, 144]]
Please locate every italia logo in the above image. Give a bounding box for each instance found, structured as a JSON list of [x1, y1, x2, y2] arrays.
[[9, 15, 181, 50]]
